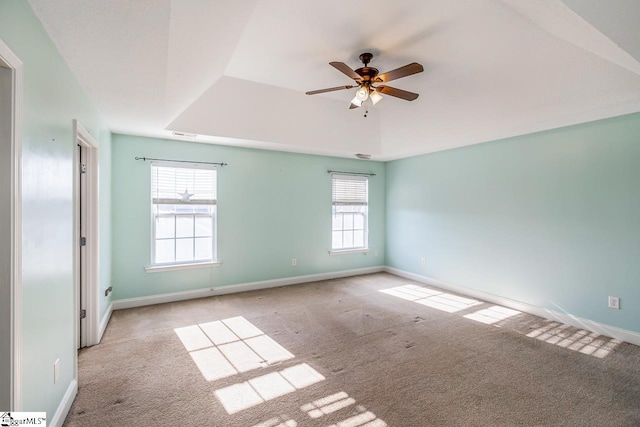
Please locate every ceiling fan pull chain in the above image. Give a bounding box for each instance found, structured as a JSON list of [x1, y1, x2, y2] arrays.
[[364, 108, 368, 118]]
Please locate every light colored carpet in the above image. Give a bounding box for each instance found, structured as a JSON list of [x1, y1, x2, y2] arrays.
[[64, 273, 640, 426]]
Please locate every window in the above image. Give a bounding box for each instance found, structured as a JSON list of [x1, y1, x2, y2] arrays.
[[151, 162, 217, 266], [331, 174, 368, 252]]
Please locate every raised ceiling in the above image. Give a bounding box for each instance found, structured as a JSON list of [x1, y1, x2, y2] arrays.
[[28, 0, 640, 160]]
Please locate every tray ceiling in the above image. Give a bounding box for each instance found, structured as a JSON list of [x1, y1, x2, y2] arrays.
[[28, 0, 640, 160]]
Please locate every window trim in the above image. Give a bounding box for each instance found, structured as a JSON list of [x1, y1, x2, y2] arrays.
[[328, 248, 370, 256], [145, 261, 221, 273], [330, 173, 369, 252], [149, 161, 218, 268]]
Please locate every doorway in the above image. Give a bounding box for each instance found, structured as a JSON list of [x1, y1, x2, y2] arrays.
[[73, 120, 100, 349], [77, 143, 88, 347]]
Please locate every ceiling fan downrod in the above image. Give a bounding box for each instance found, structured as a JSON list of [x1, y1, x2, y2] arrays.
[[359, 52, 373, 66]]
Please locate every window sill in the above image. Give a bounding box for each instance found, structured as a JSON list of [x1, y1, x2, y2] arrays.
[[328, 249, 370, 256], [145, 261, 221, 273]]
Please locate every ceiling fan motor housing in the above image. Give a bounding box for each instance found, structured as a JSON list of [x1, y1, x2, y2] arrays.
[[356, 53, 379, 85], [355, 67, 379, 82]]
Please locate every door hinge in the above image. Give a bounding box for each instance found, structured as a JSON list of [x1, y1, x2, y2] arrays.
[[80, 309, 87, 319], [80, 237, 87, 247], [80, 163, 87, 174]]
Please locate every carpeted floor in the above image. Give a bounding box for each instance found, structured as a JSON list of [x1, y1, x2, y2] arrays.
[[64, 273, 640, 426]]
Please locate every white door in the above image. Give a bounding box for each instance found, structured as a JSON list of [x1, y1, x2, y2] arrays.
[[77, 143, 88, 348]]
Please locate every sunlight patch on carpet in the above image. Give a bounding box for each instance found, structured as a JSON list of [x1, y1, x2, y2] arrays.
[[199, 320, 239, 345], [328, 411, 387, 427], [379, 284, 481, 313], [379, 284, 622, 359], [301, 391, 355, 418], [189, 347, 238, 381], [214, 363, 325, 414], [300, 391, 387, 426], [249, 371, 297, 400], [245, 335, 295, 364], [223, 316, 264, 339], [280, 363, 326, 388], [526, 321, 622, 358], [218, 340, 267, 372], [175, 316, 294, 381], [251, 416, 297, 427], [415, 293, 482, 313], [216, 382, 264, 414], [464, 305, 521, 324], [175, 325, 214, 351], [379, 285, 441, 301]]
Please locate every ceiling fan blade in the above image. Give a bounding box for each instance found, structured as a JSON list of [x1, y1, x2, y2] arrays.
[[306, 85, 355, 95], [349, 102, 360, 109], [376, 85, 419, 101], [375, 62, 424, 83], [330, 62, 363, 81]]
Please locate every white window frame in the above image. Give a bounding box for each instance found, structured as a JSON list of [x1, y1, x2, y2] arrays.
[[146, 161, 219, 272], [329, 173, 369, 255]]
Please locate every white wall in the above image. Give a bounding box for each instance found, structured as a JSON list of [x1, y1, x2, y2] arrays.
[[168, 76, 382, 158]]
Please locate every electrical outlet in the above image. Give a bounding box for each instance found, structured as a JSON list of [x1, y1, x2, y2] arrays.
[[374, 251, 379, 257], [608, 296, 620, 310], [54, 358, 60, 384], [291, 258, 297, 266], [420, 257, 426, 266]]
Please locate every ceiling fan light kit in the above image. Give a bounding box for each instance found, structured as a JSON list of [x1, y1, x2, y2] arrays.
[[356, 86, 369, 101], [369, 90, 383, 105], [306, 52, 424, 112]]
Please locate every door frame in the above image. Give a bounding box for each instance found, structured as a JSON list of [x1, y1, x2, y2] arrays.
[[73, 120, 100, 348], [0, 37, 23, 411]]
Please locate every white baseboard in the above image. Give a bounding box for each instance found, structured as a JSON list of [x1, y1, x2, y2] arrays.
[[384, 266, 640, 347], [50, 379, 77, 427], [97, 301, 113, 343], [112, 266, 384, 310]]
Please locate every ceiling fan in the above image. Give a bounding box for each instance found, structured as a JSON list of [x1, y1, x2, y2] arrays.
[[306, 52, 424, 109]]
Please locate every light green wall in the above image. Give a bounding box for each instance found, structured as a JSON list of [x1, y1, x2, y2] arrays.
[[111, 134, 385, 299], [0, 1, 112, 415], [386, 112, 640, 333]]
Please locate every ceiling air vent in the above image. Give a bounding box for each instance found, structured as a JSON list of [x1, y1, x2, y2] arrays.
[[355, 153, 371, 160], [172, 131, 198, 140]]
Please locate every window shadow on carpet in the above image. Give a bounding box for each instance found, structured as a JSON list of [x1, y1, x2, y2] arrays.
[[175, 316, 388, 425], [379, 284, 621, 359]]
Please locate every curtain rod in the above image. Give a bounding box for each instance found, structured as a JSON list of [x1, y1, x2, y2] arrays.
[[327, 170, 376, 176], [135, 156, 227, 166]]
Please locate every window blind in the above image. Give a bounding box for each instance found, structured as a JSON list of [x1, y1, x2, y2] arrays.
[[152, 163, 217, 205], [332, 174, 368, 206]]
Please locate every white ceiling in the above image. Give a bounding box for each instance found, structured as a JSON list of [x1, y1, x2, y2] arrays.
[[28, 0, 640, 161]]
